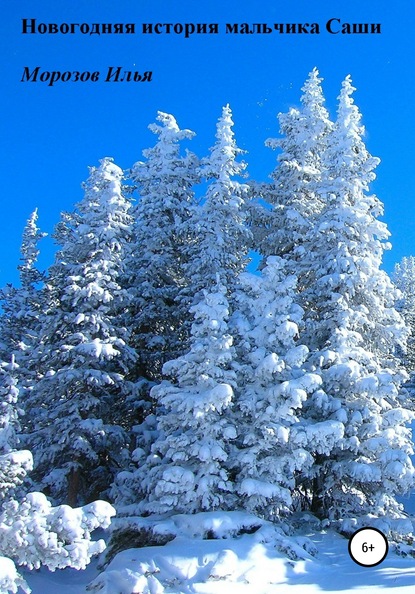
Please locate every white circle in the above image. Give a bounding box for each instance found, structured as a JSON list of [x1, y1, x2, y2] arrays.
[[348, 527, 388, 567]]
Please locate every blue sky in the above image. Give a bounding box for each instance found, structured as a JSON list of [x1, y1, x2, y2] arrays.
[[1, 0, 415, 286]]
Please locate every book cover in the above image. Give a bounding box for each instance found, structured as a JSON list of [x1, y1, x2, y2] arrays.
[[2, 2, 415, 593]]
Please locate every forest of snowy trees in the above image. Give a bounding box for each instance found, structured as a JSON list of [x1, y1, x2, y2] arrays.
[[2, 68, 415, 592]]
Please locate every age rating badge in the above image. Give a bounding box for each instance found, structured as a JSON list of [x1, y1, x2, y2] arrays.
[[348, 527, 389, 567]]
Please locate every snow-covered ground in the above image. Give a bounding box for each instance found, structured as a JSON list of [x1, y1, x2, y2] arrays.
[[21, 512, 415, 594]]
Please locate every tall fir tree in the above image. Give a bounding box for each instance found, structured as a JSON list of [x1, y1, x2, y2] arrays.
[[295, 76, 414, 530], [125, 112, 199, 386], [0, 210, 46, 412], [17, 209, 46, 301], [24, 158, 136, 505], [184, 105, 252, 301], [115, 108, 254, 509], [258, 68, 333, 270]]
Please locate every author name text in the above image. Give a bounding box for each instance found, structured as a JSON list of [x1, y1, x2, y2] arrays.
[[21, 66, 153, 86]]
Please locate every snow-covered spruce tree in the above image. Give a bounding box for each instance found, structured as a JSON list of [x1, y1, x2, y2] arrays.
[[0, 210, 46, 409], [394, 256, 415, 376], [259, 68, 333, 268], [184, 105, 252, 301], [295, 76, 414, 531], [112, 281, 237, 513], [230, 256, 326, 520], [0, 209, 45, 355], [17, 209, 46, 312], [125, 112, 199, 386], [0, 353, 115, 594], [0, 361, 115, 594], [25, 158, 137, 506]]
